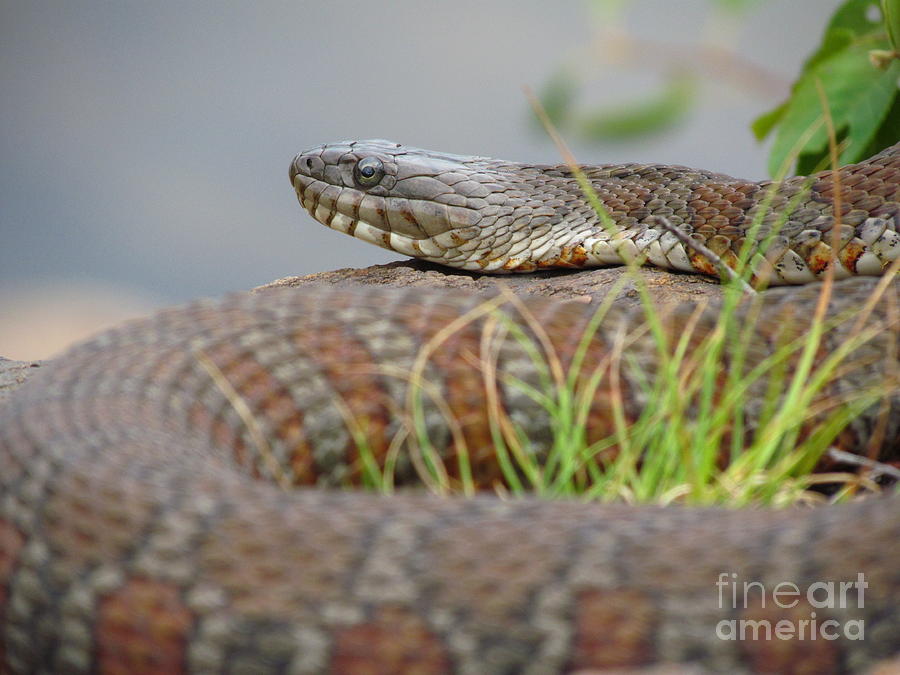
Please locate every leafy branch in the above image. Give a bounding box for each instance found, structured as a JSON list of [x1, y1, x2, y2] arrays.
[[535, 0, 900, 175], [754, 0, 900, 176]]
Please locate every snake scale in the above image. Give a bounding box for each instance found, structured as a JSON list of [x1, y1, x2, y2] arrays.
[[1, 141, 900, 674]]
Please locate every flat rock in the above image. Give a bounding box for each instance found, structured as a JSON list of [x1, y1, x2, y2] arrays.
[[256, 259, 724, 310], [2, 262, 722, 399], [0, 358, 42, 404]]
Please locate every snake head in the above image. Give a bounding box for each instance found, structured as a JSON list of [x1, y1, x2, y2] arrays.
[[289, 139, 577, 272]]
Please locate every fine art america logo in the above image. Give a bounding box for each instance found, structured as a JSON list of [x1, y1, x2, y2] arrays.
[[715, 572, 868, 641]]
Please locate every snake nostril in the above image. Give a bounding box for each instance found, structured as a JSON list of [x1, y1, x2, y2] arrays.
[[291, 154, 315, 184], [291, 155, 316, 180]]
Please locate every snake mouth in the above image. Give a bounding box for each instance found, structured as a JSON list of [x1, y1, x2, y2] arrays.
[[291, 174, 453, 259]]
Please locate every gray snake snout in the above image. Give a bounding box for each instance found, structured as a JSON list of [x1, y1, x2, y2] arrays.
[[290, 140, 495, 268]]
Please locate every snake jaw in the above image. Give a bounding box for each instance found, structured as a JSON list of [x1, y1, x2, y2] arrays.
[[290, 140, 515, 270]]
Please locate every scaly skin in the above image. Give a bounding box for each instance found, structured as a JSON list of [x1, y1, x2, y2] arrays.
[[0, 278, 898, 674], [2, 141, 900, 673], [290, 140, 900, 280]]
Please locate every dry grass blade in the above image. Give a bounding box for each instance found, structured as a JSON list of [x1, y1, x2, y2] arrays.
[[405, 294, 511, 494], [825, 448, 900, 481], [193, 345, 291, 491], [652, 216, 756, 295], [812, 78, 842, 319]]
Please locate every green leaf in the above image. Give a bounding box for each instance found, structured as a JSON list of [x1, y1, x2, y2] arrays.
[[754, 0, 900, 174], [839, 58, 900, 158], [797, 0, 883, 77], [870, 0, 900, 67], [707, 0, 765, 14], [769, 36, 900, 175], [753, 25, 857, 144], [578, 75, 696, 141], [588, 0, 628, 23], [883, 0, 900, 52], [767, 43, 899, 175], [860, 89, 900, 156], [535, 68, 578, 129], [826, 0, 886, 36], [752, 4, 867, 146], [802, 27, 856, 74], [751, 101, 788, 141]]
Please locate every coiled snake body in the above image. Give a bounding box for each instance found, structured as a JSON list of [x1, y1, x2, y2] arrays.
[[1, 142, 900, 674]]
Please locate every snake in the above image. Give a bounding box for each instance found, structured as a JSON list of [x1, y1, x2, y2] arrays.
[[289, 139, 900, 282], [1, 141, 899, 674]]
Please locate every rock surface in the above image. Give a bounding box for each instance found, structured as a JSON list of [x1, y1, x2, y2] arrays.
[[4, 262, 724, 399], [0, 358, 42, 404], [256, 259, 724, 309]]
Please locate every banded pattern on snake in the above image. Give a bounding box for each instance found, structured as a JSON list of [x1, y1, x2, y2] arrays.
[[290, 139, 900, 280], [0, 141, 899, 674]]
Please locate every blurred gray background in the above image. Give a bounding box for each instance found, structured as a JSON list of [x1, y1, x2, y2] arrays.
[[0, 0, 842, 358]]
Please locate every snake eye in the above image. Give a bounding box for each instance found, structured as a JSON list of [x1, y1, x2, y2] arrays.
[[354, 156, 384, 187]]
